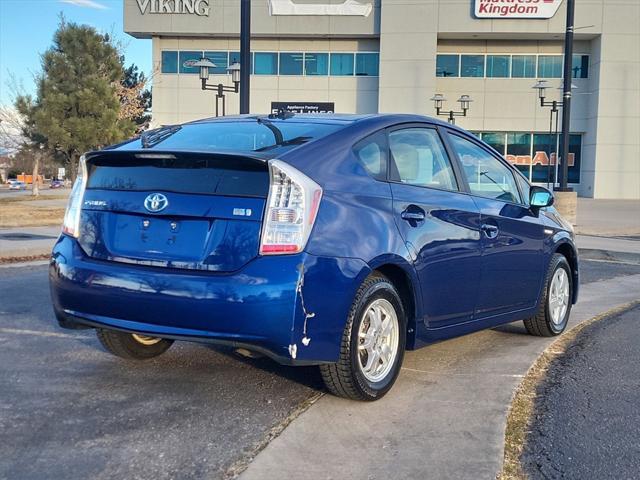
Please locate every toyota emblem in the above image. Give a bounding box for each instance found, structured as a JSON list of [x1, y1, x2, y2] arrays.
[[144, 193, 169, 213]]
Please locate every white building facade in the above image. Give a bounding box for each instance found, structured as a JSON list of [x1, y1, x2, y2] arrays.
[[124, 0, 640, 199]]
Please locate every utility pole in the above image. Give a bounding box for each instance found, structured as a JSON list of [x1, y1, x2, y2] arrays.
[[239, 0, 251, 114], [558, 0, 574, 191]]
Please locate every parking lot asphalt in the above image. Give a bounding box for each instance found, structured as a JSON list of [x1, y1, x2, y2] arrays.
[[0, 265, 322, 480], [0, 259, 639, 480], [522, 305, 640, 480]]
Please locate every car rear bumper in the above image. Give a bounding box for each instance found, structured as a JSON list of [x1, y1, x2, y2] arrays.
[[49, 234, 370, 365]]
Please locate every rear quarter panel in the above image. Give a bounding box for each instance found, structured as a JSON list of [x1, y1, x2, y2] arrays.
[[281, 121, 423, 347]]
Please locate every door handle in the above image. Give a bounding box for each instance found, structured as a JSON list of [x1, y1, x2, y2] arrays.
[[401, 207, 426, 222], [481, 223, 499, 239]]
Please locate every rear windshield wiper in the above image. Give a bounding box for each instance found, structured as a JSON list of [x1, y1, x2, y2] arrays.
[[256, 117, 284, 145], [141, 125, 182, 149], [254, 136, 312, 152]]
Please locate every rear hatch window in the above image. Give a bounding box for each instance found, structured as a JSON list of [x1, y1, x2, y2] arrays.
[[78, 152, 269, 272], [87, 154, 268, 197]]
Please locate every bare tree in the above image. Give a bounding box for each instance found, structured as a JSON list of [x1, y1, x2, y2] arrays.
[[0, 105, 43, 196]]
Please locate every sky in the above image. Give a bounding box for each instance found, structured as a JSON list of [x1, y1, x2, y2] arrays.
[[0, 0, 152, 107]]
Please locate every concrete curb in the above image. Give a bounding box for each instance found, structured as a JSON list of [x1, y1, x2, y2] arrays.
[[0, 248, 52, 262]]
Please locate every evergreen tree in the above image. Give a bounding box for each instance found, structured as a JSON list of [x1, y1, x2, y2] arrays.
[[16, 17, 135, 178]]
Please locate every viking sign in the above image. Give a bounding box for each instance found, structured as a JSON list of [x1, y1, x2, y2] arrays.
[[135, 0, 210, 16], [475, 0, 564, 19]]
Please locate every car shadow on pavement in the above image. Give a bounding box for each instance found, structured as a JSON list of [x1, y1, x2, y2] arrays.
[[492, 321, 529, 336], [207, 344, 326, 391]]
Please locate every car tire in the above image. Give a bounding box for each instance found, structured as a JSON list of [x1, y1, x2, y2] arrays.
[[96, 329, 174, 360], [320, 273, 406, 401], [524, 253, 573, 337]]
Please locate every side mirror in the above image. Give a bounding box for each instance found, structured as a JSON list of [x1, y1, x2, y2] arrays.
[[530, 186, 554, 209]]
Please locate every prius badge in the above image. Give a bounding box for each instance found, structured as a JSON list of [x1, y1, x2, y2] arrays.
[[144, 193, 169, 213]]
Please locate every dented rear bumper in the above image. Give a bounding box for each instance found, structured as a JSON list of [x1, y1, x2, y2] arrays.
[[49, 234, 370, 364]]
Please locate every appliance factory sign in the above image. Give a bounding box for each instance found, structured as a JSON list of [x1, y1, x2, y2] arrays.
[[135, 0, 210, 16], [271, 102, 335, 114], [474, 0, 563, 19]]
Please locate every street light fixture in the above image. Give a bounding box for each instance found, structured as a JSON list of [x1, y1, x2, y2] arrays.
[[186, 57, 241, 117], [430, 94, 473, 124], [533, 80, 561, 188], [532, 80, 577, 188]]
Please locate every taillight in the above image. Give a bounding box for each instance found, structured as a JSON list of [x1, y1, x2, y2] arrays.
[[62, 156, 87, 238], [259, 160, 322, 255]]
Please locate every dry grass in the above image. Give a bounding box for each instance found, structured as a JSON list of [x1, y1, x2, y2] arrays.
[[498, 301, 640, 480], [0, 201, 65, 228]]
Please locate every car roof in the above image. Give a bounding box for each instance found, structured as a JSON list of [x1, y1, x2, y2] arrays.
[[100, 113, 472, 156], [187, 113, 374, 125]]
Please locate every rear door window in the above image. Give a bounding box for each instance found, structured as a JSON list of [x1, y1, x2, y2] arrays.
[[449, 134, 522, 204], [389, 128, 458, 191]]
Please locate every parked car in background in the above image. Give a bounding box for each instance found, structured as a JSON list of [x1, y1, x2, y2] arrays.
[[8, 180, 27, 190], [50, 180, 65, 189], [50, 113, 579, 400]]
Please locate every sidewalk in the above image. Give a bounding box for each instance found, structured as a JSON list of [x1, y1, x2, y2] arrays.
[[575, 198, 640, 237], [240, 273, 640, 480], [0, 226, 60, 260]]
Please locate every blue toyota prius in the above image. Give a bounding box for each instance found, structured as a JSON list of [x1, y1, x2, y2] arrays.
[[50, 113, 579, 400]]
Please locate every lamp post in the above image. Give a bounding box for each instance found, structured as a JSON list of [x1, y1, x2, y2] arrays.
[[239, 0, 251, 114], [559, 0, 575, 192], [187, 58, 241, 117], [533, 80, 561, 188], [532, 80, 577, 188], [430, 94, 472, 125]]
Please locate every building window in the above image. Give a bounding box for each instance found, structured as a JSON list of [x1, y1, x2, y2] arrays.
[[538, 55, 563, 78], [436, 54, 459, 77], [160, 49, 378, 77], [486, 55, 510, 78], [330, 53, 355, 76], [572, 54, 589, 79], [507, 132, 533, 178], [481, 133, 506, 155], [204, 51, 228, 74], [511, 55, 536, 78], [460, 55, 484, 77], [161, 51, 178, 74], [229, 51, 241, 65], [436, 53, 589, 80], [355, 53, 379, 76], [279, 53, 304, 75], [305, 53, 329, 76], [179, 51, 203, 74], [474, 132, 582, 184], [254, 52, 278, 75]]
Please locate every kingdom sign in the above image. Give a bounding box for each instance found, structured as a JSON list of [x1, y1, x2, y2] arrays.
[[474, 0, 564, 19]]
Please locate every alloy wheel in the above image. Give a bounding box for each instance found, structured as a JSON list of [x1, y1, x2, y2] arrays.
[[357, 298, 399, 382], [549, 268, 570, 325]]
